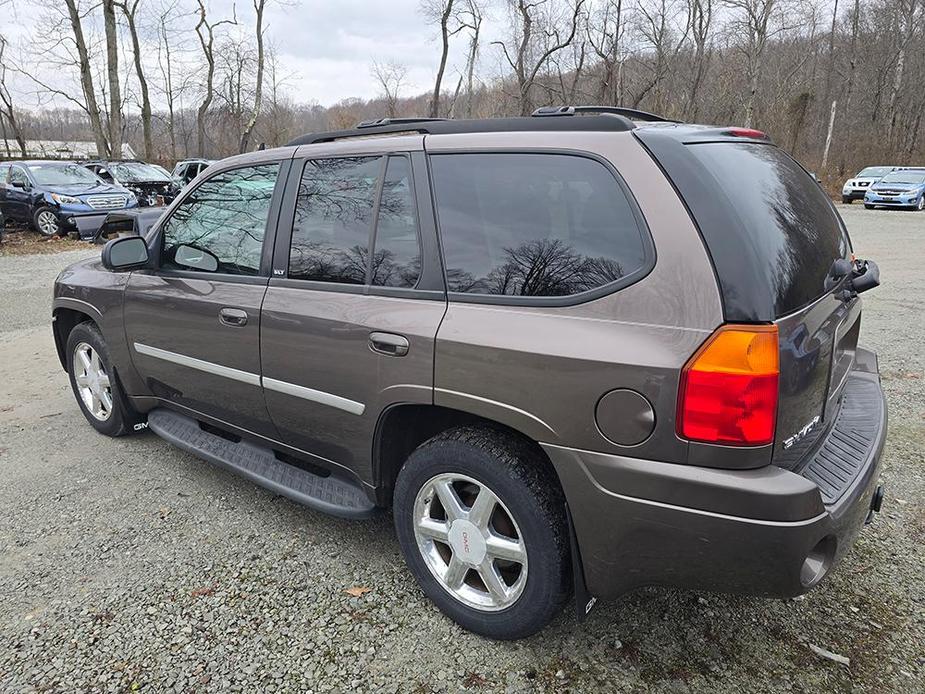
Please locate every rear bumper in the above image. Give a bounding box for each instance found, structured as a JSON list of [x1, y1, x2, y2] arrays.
[[546, 352, 886, 600]]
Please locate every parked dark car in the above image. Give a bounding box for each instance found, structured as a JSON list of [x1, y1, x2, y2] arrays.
[[0, 160, 138, 237], [864, 167, 925, 210], [52, 108, 886, 640], [82, 160, 179, 207]]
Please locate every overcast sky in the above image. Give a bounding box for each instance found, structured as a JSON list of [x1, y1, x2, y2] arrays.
[[3, 0, 506, 110]]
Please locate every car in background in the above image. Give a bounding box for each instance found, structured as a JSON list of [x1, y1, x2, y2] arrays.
[[841, 166, 897, 203], [82, 160, 179, 207], [864, 168, 925, 211], [171, 159, 214, 188], [0, 160, 138, 237]]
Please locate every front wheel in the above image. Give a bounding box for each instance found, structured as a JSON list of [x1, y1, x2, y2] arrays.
[[864, 204, 875, 210], [842, 197, 852, 204], [66, 321, 140, 436], [393, 426, 572, 640], [33, 207, 61, 237], [917, 195, 925, 211]]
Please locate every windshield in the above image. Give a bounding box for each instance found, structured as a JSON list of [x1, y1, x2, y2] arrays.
[[879, 171, 925, 185], [27, 163, 102, 186], [857, 166, 893, 178], [111, 162, 171, 183]]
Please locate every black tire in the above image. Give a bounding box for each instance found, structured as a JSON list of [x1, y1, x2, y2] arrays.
[[393, 426, 572, 640], [864, 204, 875, 210], [842, 197, 852, 204], [65, 321, 140, 436], [33, 206, 61, 237], [917, 195, 925, 212]]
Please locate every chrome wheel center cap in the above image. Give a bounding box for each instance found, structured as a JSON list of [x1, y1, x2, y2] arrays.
[[448, 519, 486, 566]]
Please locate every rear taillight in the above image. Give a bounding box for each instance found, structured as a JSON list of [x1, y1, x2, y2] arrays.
[[677, 324, 779, 446]]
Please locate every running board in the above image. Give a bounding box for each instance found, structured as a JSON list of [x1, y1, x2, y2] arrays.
[[146, 408, 376, 519]]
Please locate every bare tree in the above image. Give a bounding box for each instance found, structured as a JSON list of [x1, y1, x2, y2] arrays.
[[724, 0, 795, 128], [372, 61, 408, 117], [102, 0, 123, 159], [195, 0, 236, 156], [493, 0, 585, 116], [116, 0, 153, 160], [633, 0, 690, 113], [885, 0, 920, 144], [62, 0, 109, 156], [240, 0, 267, 153], [587, 0, 626, 105], [423, 0, 458, 117], [460, 0, 485, 116], [685, 0, 713, 120], [0, 35, 27, 157]]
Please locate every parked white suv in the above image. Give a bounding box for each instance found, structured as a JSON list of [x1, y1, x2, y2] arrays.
[[842, 166, 897, 203]]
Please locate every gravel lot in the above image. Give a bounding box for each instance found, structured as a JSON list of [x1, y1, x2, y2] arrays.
[[1, 206, 923, 693]]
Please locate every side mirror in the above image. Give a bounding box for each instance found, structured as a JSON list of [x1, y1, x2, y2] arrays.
[[851, 258, 879, 294], [102, 236, 149, 271], [10, 180, 27, 189], [174, 243, 219, 272]]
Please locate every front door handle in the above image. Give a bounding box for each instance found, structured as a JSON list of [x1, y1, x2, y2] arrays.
[[219, 307, 248, 327], [369, 331, 409, 357]]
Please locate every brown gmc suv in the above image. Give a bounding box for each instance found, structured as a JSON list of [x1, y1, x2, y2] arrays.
[[53, 107, 887, 639]]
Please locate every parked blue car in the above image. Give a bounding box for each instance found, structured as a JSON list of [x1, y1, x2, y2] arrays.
[[0, 160, 138, 238], [864, 167, 925, 211]]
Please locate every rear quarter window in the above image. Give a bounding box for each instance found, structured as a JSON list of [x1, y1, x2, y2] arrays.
[[686, 142, 849, 317], [429, 152, 652, 301]]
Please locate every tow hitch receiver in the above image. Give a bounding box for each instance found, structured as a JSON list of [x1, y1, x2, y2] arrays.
[[866, 485, 884, 525]]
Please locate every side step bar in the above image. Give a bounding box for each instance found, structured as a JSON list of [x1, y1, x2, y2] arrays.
[[147, 408, 376, 519]]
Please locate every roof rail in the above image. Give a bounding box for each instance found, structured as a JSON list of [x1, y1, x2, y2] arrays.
[[532, 105, 679, 123], [356, 117, 449, 129], [286, 113, 636, 147]]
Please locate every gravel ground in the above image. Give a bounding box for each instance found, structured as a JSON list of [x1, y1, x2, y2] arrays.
[[0, 207, 923, 693]]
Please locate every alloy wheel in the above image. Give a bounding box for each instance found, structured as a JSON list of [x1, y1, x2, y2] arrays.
[[36, 210, 59, 236], [73, 342, 113, 421], [413, 473, 528, 611]]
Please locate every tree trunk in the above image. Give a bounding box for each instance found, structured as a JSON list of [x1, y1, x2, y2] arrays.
[[103, 0, 122, 159], [0, 39, 27, 157], [430, 0, 455, 118], [821, 99, 836, 169], [63, 0, 109, 157], [240, 0, 267, 153], [121, 1, 153, 160]]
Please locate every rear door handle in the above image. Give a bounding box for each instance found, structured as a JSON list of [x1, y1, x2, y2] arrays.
[[219, 307, 248, 327], [369, 331, 409, 357]]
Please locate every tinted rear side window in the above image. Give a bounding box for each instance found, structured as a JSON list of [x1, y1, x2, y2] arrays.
[[429, 153, 650, 298], [686, 143, 849, 316]]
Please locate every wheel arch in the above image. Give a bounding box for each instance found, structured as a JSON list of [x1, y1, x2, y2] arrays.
[[372, 403, 561, 509], [52, 302, 101, 369]]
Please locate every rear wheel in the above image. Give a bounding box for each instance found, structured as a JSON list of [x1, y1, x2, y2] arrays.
[[33, 207, 61, 237], [66, 321, 140, 436], [393, 426, 571, 640]]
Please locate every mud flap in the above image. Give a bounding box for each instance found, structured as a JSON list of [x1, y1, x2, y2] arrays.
[[566, 503, 597, 618]]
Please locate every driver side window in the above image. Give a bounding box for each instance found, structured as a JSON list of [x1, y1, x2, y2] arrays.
[[160, 163, 280, 275], [10, 167, 29, 187]]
